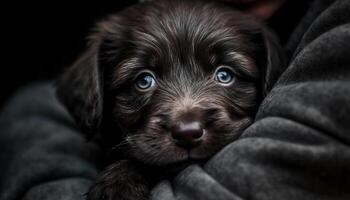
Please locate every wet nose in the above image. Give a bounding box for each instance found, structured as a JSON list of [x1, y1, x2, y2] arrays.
[[171, 120, 204, 148]]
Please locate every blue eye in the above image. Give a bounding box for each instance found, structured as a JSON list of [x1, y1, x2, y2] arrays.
[[135, 71, 156, 91], [214, 66, 234, 85]]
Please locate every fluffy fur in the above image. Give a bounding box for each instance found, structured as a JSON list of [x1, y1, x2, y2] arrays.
[[56, 0, 285, 199]]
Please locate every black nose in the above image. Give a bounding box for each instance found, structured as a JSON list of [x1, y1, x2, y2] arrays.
[[171, 120, 204, 148]]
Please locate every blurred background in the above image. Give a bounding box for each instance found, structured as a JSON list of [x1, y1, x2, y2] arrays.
[[1, 1, 137, 106], [1, 0, 308, 107]]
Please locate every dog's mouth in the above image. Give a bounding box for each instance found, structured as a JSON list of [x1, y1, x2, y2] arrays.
[[158, 139, 222, 166], [127, 119, 243, 166], [173, 146, 209, 161], [126, 106, 252, 166]]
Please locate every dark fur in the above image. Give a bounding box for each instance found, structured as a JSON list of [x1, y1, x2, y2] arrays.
[[56, 0, 285, 199]]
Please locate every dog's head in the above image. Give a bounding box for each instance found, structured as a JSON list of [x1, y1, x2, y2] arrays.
[[56, 0, 285, 166]]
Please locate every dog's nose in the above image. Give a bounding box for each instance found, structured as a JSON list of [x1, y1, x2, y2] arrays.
[[171, 120, 204, 148]]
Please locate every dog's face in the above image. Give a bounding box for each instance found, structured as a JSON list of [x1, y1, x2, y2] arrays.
[[57, 0, 285, 166]]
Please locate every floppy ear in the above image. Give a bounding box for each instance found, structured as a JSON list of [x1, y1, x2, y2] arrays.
[[259, 28, 287, 96], [56, 38, 103, 138]]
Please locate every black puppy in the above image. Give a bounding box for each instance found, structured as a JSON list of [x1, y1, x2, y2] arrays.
[[56, 0, 285, 199]]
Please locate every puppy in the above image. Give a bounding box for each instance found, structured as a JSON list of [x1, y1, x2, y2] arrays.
[[56, 0, 285, 199]]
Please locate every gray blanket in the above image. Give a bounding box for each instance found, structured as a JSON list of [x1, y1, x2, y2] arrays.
[[1, 0, 350, 199]]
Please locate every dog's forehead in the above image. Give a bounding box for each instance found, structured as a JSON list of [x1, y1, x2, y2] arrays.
[[108, 1, 259, 86], [128, 2, 247, 53]]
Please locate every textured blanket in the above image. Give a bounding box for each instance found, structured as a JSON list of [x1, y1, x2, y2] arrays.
[[0, 0, 349, 199]]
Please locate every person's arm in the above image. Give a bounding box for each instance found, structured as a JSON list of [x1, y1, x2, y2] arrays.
[[0, 84, 100, 200], [151, 0, 350, 199]]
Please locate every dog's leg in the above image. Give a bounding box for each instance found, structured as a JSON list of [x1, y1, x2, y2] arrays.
[[86, 160, 150, 200]]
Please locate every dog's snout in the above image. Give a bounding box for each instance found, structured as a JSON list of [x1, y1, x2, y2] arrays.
[[171, 119, 204, 148]]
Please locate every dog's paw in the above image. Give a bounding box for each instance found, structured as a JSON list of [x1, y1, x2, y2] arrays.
[[86, 160, 150, 200]]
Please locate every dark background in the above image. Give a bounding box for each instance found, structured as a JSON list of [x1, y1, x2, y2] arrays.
[[2, 1, 137, 106], [1, 0, 308, 107]]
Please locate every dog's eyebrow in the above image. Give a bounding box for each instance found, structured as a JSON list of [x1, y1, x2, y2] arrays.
[[111, 51, 257, 87], [224, 52, 259, 78], [112, 58, 142, 87], [227, 52, 251, 66]]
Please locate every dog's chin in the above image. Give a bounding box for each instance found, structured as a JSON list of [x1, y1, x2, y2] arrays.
[[138, 143, 219, 167], [161, 157, 208, 174], [153, 150, 209, 174], [170, 147, 214, 162]]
